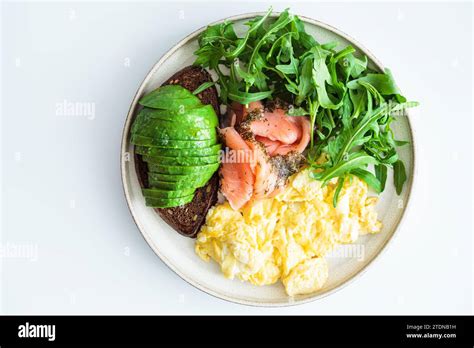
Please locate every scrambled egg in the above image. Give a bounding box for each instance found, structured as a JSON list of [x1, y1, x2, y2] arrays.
[[195, 169, 381, 296]]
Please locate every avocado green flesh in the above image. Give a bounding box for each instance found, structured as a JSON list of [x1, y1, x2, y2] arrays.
[[142, 187, 195, 199], [134, 106, 218, 128], [136, 128, 217, 141], [131, 134, 217, 148], [144, 194, 195, 208], [133, 127, 217, 141], [142, 154, 219, 166], [131, 85, 221, 208], [148, 171, 215, 184], [132, 115, 217, 140], [138, 85, 203, 111], [135, 144, 221, 157], [147, 163, 220, 175], [148, 179, 208, 191]]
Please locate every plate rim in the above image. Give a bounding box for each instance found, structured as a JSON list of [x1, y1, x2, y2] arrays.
[[120, 11, 417, 307]]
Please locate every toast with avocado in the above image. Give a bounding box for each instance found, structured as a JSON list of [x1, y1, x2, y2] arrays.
[[132, 66, 221, 238]]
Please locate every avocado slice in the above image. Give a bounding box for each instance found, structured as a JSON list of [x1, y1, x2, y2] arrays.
[[132, 125, 217, 141], [148, 178, 209, 190], [131, 134, 217, 148], [138, 85, 202, 111], [148, 171, 214, 183], [135, 144, 221, 157], [135, 105, 218, 129], [142, 154, 219, 166], [147, 163, 220, 175], [142, 187, 195, 199], [133, 124, 217, 141], [144, 194, 195, 208], [132, 114, 217, 141]]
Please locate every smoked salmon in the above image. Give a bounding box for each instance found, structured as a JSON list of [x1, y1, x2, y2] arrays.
[[270, 116, 311, 156], [246, 140, 279, 200], [255, 135, 281, 155], [244, 108, 301, 144], [220, 101, 311, 210], [219, 127, 254, 210]]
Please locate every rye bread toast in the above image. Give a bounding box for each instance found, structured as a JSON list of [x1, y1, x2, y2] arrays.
[[134, 66, 220, 238]]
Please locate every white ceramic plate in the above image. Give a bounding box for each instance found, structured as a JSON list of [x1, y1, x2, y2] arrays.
[[120, 13, 415, 307]]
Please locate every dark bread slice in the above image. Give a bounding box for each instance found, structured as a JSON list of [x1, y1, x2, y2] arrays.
[[134, 66, 220, 238]]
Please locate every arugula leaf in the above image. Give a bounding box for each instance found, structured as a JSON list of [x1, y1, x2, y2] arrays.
[[352, 168, 382, 193], [193, 81, 215, 95], [227, 87, 273, 104], [335, 103, 389, 163], [375, 164, 388, 191], [328, 46, 353, 90], [286, 106, 308, 116], [311, 151, 378, 183], [340, 92, 353, 129], [247, 9, 294, 76], [347, 69, 406, 102], [333, 176, 345, 207], [340, 53, 367, 80], [233, 60, 256, 86], [308, 99, 319, 147], [311, 45, 342, 109], [297, 56, 314, 100], [198, 21, 237, 47], [393, 160, 407, 195], [394, 139, 409, 146], [227, 9, 272, 60], [276, 55, 299, 75]]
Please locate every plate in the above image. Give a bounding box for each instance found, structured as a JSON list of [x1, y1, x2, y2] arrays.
[[120, 12, 415, 307]]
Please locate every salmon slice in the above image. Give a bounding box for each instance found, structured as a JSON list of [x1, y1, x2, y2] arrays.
[[246, 140, 278, 200], [271, 116, 311, 156], [248, 108, 301, 145], [220, 163, 254, 210], [220, 127, 254, 210], [255, 136, 281, 156], [220, 127, 250, 151]]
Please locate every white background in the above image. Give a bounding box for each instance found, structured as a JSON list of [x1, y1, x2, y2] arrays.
[[1, 0, 472, 314]]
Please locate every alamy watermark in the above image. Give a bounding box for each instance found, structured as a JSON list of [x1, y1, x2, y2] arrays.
[[18, 322, 55, 341], [0, 242, 38, 262], [326, 244, 365, 262], [55, 99, 95, 120]]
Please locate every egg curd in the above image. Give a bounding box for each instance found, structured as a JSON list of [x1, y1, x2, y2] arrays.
[[195, 169, 382, 296]]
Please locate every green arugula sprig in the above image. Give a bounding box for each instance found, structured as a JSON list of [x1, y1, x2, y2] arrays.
[[194, 7, 418, 203]]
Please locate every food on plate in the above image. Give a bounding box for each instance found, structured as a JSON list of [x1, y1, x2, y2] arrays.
[[130, 7, 418, 295], [196, 169, 381, 296], [132, 66, 221, 237]]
